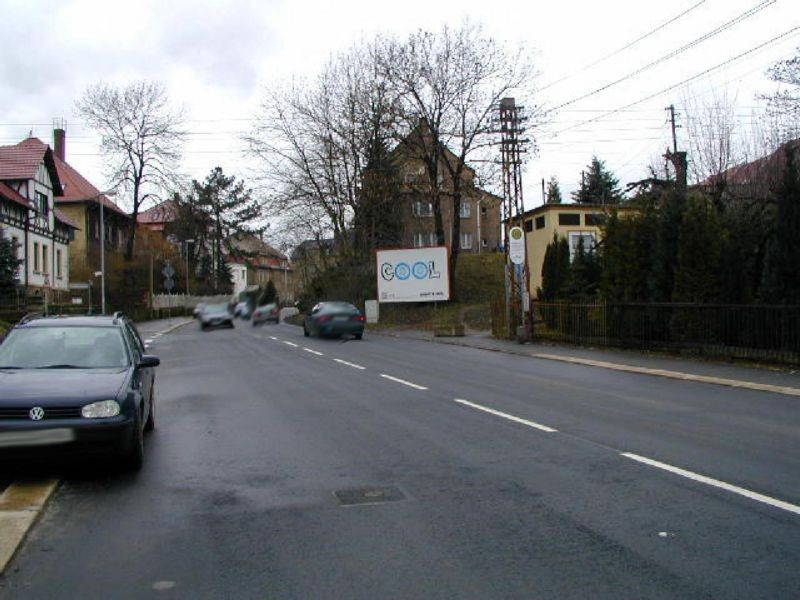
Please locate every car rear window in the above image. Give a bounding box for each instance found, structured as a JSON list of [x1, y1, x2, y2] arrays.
[[0, 326, 130, 369]]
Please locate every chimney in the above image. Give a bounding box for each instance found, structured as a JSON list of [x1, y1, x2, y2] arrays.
[[53, 127, 66, 162]]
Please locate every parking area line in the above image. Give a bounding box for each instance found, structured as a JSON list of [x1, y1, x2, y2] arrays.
[[454, 398, 558, 433], [621, 452, 800, 516], [380, 374, 428, 390], [333, 359, 366, 370]]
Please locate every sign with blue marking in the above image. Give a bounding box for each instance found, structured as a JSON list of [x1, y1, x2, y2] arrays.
[[376, 247, 450, 303]]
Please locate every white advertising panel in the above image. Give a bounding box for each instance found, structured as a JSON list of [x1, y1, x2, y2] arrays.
[[376, 247, 450, 303]]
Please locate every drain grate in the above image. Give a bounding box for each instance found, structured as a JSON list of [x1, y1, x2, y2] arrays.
[[334, 486, 406, 506]]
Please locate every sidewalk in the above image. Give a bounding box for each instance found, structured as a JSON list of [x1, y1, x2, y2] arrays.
[[370, 327, 800, 397]]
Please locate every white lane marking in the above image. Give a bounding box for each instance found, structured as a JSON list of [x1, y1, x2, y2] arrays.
[[333, 359, 366, 370], [269, 336, 279, 341], [282, 341, 299, 348], [621, 452, 800, 516], [454, 399, 558, 433], [304, 348, 324, 356], [380, 374, 428, 390]]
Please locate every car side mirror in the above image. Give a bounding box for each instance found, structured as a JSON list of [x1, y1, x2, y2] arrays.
[[138, 355, 160, 368]]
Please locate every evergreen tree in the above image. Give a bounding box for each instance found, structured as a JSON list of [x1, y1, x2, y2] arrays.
[[258, 279, 278, 306], [672, 194, 724, 303], [572, 156, 624, 205], [562, 237, 601, 301], [353, 136, 403, 256], [538, 233, 570, 301], [600, 207, 655, 302], [193, 167, 264, 293], [759, 144, 800, 303], [0, 228, 22, 295], [647, 191, 685, 302], [545, 176, 562, 204]]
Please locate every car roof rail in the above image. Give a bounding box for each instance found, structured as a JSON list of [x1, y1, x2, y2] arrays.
[[112, 311, 125, 323], [18, 312, 45, 325]]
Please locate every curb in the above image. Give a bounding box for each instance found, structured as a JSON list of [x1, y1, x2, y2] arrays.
[[0, 479, 59, 574], [371, 330, 800, 398]]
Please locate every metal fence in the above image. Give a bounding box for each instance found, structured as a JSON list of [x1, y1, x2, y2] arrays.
[[535, 302, 800, 365]]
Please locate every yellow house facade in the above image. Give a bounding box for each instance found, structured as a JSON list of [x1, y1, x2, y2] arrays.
[[520, 203, 637, 297]]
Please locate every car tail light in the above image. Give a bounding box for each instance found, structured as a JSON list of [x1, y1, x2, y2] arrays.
[[351, 314, 366, 322], [317, 315, 332, 323]]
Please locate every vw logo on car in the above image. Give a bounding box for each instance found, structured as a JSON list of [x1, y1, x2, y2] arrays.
[[29, 406, 45, 421]]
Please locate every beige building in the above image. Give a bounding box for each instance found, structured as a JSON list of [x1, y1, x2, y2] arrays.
[[520, 203, 637, 296], [393, 148, 503, 254]]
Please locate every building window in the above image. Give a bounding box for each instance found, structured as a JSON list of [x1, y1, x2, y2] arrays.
[[413, 201, 433, 217], [460, 231, 473, 250], [481, 238, 488, 247], [33, 242, 40, 272], [568, 232, 596, 261], [414, 232, 437, 247], [585, 213, 605, 226], [558, 213, 581, 226], [42, 245, 48, 274], [481, 205, 487, 215], [535, 216, 546, 230], [524, 220, 533, 232], [56, 249, 63, 278], [36, 191, 49, 217], [459, 202, 471, 218]]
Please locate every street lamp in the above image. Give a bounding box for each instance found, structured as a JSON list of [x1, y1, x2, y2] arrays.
[[184, 239, 195, 296], [97, 189, 117, 315]]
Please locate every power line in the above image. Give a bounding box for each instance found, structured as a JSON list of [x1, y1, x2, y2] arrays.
[[539, 0, 708, 92], [548, 0, 777, 112], [553, 26, 800, 136]]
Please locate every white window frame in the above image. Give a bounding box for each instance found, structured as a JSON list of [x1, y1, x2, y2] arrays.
[[459, 202, 471, 219], [460, 231, 473, 250], [413, 201, 433, 217], [33, 241, 40, 272], [568, 232, 596, 261], [56, 249, 63, 279]]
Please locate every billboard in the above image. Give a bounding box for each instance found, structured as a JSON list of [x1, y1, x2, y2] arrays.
[[376, 247, 450, 303]]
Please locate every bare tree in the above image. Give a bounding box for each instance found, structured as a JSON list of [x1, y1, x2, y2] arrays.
[[378, 21, 536, 287], [247, 41, 397, 258], [76, 80, 185, 259], [762, 46, 800, 144]]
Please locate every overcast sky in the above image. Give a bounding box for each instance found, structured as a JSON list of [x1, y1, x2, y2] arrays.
[[1, 0, 797, 220]]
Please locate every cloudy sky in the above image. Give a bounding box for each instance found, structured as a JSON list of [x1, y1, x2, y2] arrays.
[[1, 0, 797, 218]]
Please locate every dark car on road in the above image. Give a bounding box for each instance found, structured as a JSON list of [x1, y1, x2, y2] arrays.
[[0, 313, 160, 470], [252, 303, 280, 326], [200, 303, 234, 330], [303, 302, 365, 339]]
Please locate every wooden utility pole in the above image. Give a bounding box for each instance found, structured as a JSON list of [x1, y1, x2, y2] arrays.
[[666, 104, 679, 154]]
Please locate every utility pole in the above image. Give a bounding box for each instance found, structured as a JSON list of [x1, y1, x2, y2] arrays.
[[666, 104, 679, 154], [541, 178, 546, 204]]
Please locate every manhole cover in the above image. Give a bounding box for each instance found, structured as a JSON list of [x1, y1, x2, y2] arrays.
[[334, 486, 406, 506]]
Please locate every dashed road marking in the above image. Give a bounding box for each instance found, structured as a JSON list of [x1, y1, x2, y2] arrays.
[[454, 398, 558, 433], [333, 359, 366, 370], [304, 348, 324, 356], [269, 336, 279, 341], [380, 374, 428, 390], [621, 452, 800, 516], [282, 341, 299, 348]]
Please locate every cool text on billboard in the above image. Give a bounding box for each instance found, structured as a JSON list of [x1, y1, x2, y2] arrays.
[[376, 247, 450, 303]]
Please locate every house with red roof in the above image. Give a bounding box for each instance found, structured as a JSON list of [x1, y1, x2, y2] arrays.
[[50, 128, 132, 282], [0, 136, 78, 300]]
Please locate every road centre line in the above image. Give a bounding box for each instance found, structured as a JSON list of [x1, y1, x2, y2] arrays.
[[282, 341, 299, 348], [621, 452, 800, 516], [454, 399, 558, 433], [333, 359, 366, 370], [269, 336, 279, 340], [380, 374, 428, 390], [304, 348, 324, 356]]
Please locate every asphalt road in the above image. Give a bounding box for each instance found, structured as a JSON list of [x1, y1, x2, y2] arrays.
[[1, 321, 798, 599]]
